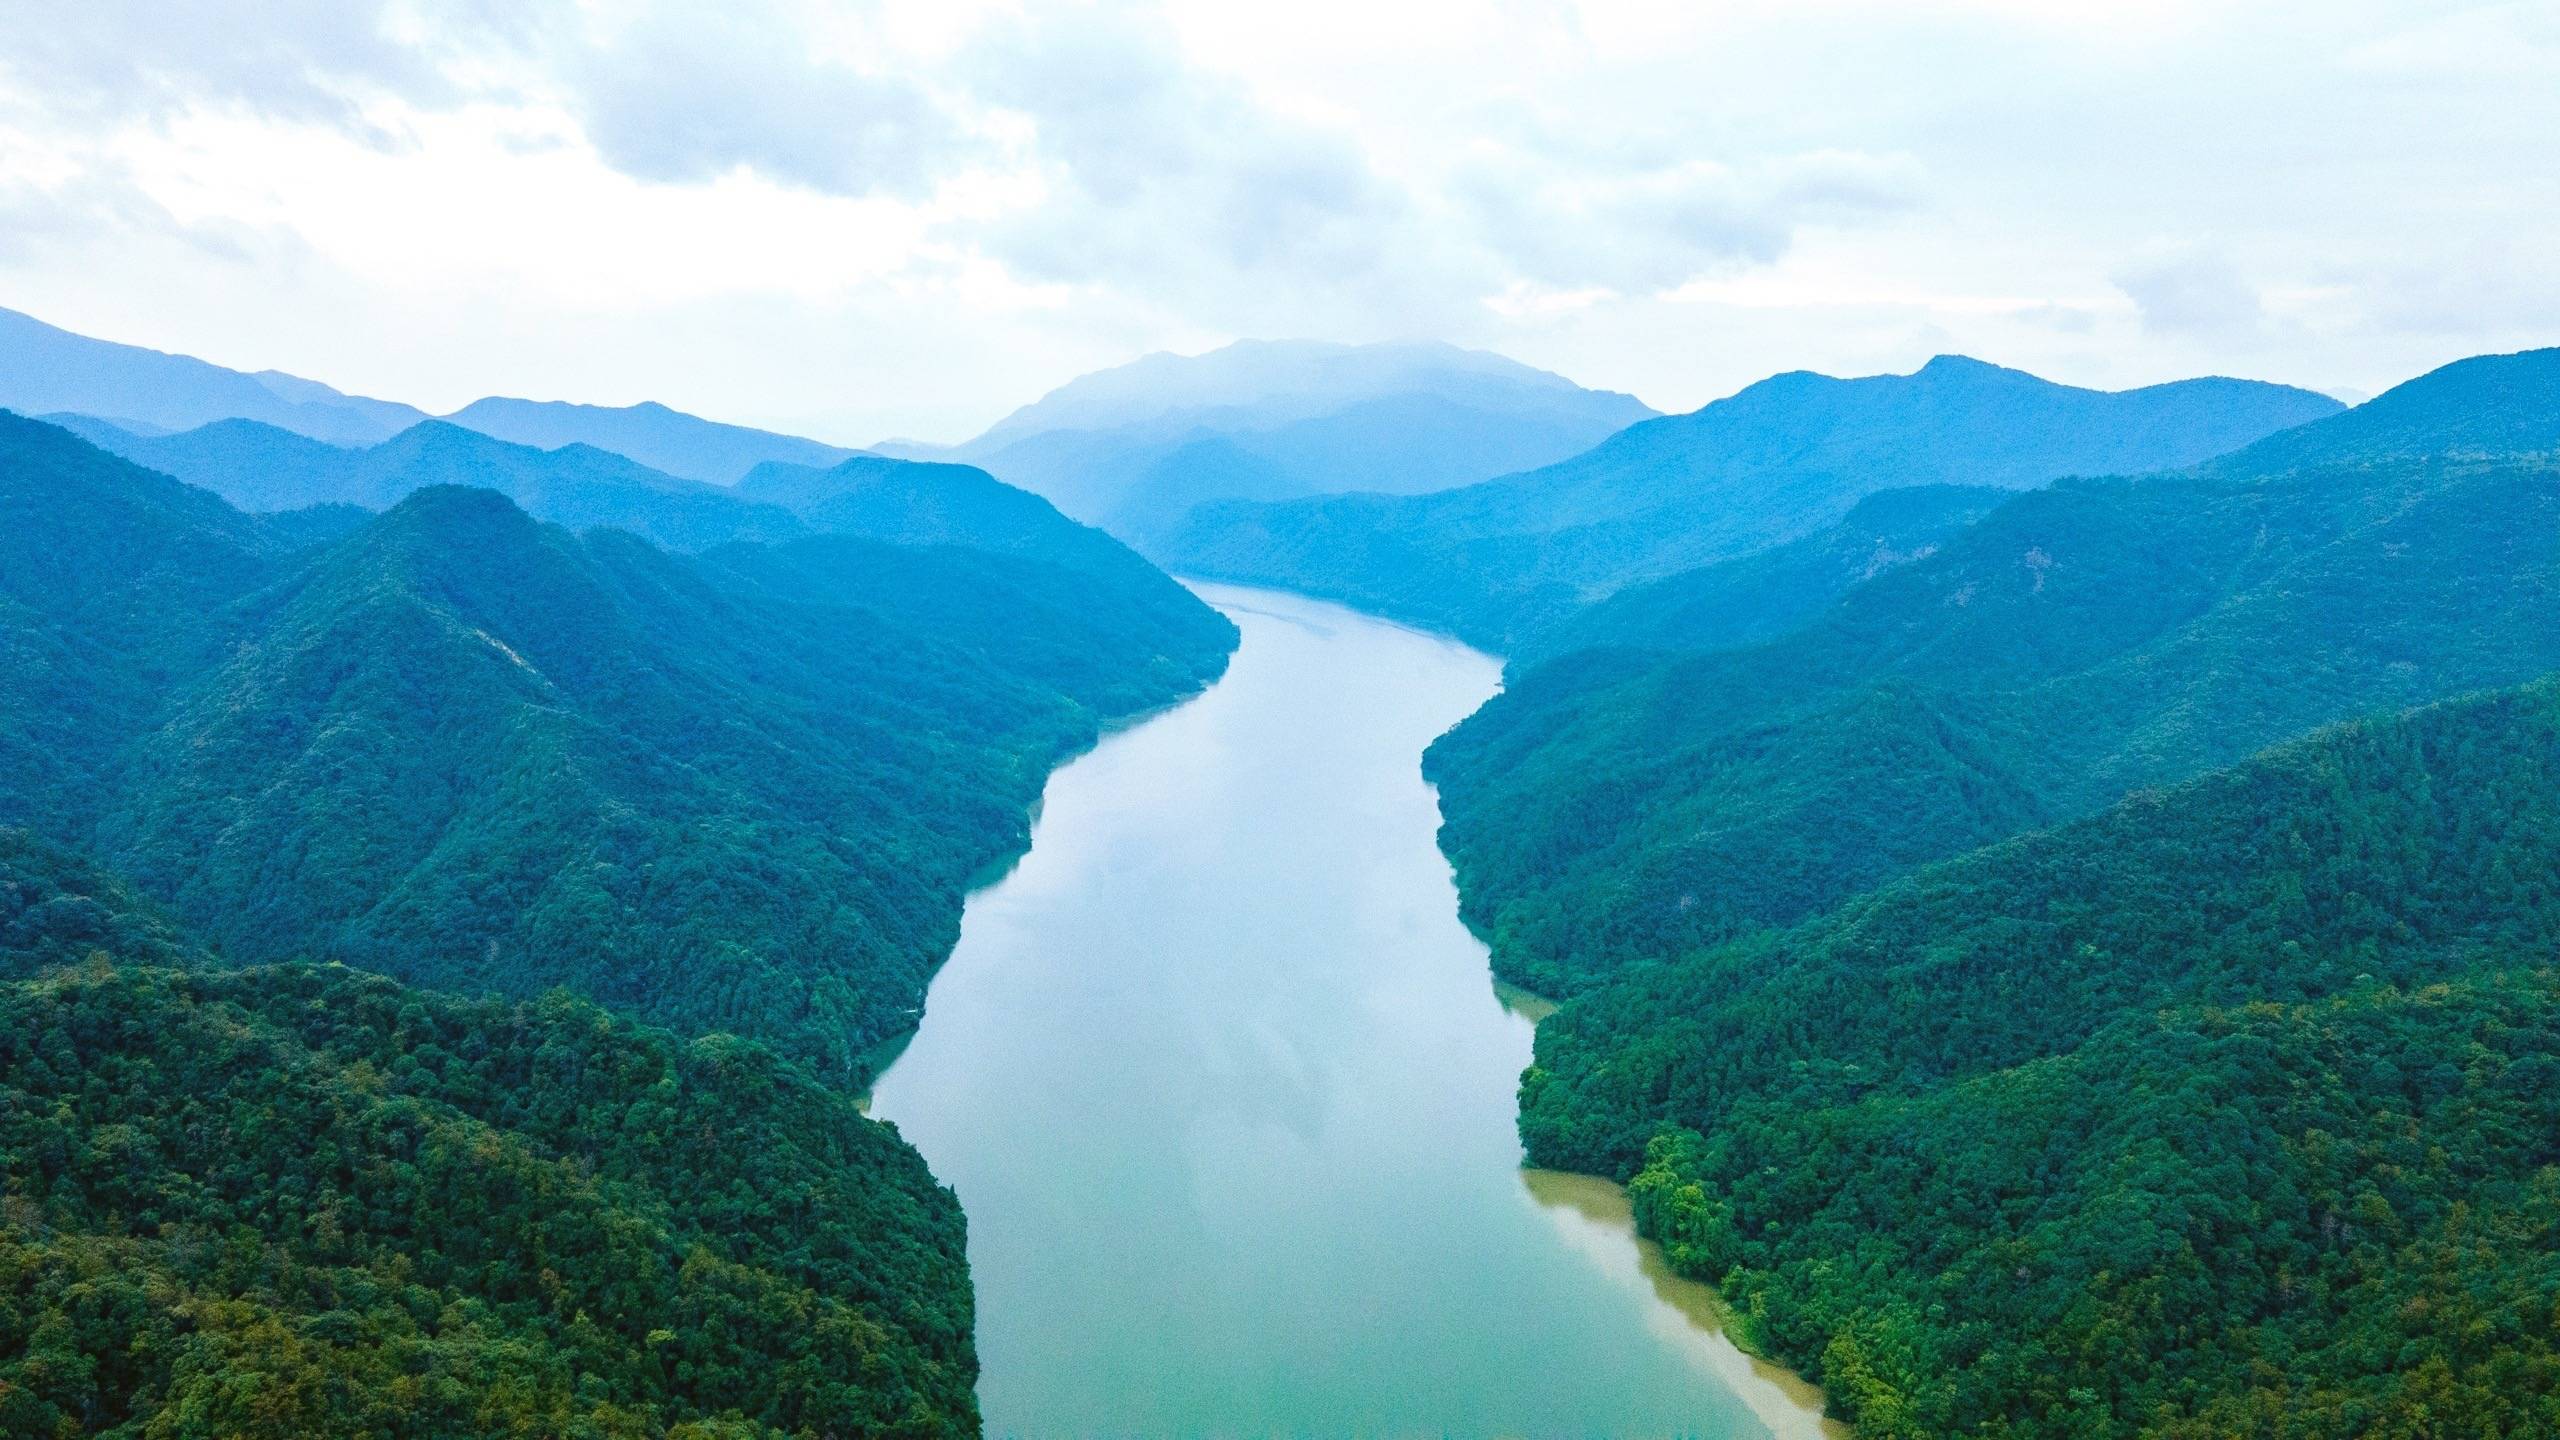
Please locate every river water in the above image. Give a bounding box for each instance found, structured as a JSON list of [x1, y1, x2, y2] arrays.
[[868, 584, 1834, 1438]]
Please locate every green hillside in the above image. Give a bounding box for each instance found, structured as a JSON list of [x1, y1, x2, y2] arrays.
[[1157, 357, 2340, 651], [0, 414, 1235, 1081], [1425, 349, 2560, 998], [1507, 484, 2007, 670], [1521, 675, 2560, 1439], [0, 944, 976, 1436]]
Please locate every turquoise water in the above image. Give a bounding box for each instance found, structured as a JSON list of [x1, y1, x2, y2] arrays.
[[869, 584, 1829, 1438]]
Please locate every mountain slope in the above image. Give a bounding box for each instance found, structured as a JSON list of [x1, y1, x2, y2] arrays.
[[943, 339, 1654, 533], [0, 305, 425, 444], [1521, 674, 2560, 1439], [0, 948, 977, 1436], [446, 395, 857, 484], [1508, 483, 2008, 670], [1426, 347, 2560, 998], [1160, 356, 2343, 650], [0, 418, 1236, 1080]]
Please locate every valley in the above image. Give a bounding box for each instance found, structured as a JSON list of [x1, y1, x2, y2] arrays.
[[869, 584, 1835, 1438]]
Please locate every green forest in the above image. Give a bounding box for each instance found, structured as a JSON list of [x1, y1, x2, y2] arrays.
[[1527, 677, 2560, 1437], [1426, 348, 2560, 1000], [0, 413, 1235, 1080], [0, 410, 1239, 1436], [1447, 347, 2560, 1437]]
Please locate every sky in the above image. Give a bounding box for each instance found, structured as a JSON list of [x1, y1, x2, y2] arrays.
[[1, 0, 2553, 443]]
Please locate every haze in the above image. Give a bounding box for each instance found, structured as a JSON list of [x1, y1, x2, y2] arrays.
[[2, 0, 2552, 441]]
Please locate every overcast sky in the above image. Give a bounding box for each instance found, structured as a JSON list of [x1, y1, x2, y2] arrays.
[[1, 0, 2552, 442]]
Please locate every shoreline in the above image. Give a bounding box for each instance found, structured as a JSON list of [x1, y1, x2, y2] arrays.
[[1495, 991, 1850, 1439]]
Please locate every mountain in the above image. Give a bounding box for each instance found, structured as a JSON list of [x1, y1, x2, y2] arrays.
[[1424, 346, 2560, 1000], [62, 414, 810, 552], [445, 395, 858, 484], [736, 453, 1191, 593], [1520, 673, 2560, 1439], [1158, 356, 2345, 651], [1505, 483, 2008, 670], [937, 339, 1655, 534], [0, 304, 426, 444], [0, 413, 1236, 1080], [0, 850, 975, 1434]]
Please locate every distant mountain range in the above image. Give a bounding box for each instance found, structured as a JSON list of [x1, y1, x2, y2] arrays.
[[0, 305, 429, 445], [1, 305, 861, 483], [442, 395, 859, 483], [48, 412, 1196, 585], [1157, 354, 2347, 651], [909, 338, 1657, 537]]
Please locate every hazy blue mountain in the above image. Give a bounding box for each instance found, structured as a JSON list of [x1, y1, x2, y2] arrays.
[[936, 339, 1655, 533], [0, 305, 425, 444], [1159, 355, 2346, 651], [65, 414, 805, 552], [737, 452, 1188, 597], [444, 395, 858, 484], [2200, 343, 2560, 474]]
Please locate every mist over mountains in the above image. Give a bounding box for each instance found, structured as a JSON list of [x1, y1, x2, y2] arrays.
[[909, 338, 1657, 536]]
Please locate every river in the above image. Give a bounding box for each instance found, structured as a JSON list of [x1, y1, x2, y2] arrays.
[[868, 584, 1837, 1438]]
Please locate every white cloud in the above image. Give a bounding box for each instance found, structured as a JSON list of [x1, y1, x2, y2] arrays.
[[0, 0, 2551, 439]]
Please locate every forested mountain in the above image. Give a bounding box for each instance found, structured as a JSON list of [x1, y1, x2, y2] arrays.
[[0, 304, 426, 444], [1506, 484, 2007, 670], [1424, 347, 2560, 998], [928, 339, 1653, 535], [0, 849, 977, 1434], [57, 414, 809, 552], [1520, 674, 2560, 1439], [446, 395, 858, 484], [56, 412, 1186, 583], [0, 412, 1236, 1081], [1158, 356, 2342, 651]]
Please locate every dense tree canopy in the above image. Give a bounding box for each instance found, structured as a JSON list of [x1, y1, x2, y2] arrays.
[[0, 413, 1234, 1081], [1428, 348, 2560, 1000], [0, 957, 976, 1438], [1522, 677, 2560, 1437], [1404, 347, 2560, 1437]]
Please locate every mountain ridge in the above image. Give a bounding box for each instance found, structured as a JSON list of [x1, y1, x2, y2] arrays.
[[1155, 354, 2346, 651]]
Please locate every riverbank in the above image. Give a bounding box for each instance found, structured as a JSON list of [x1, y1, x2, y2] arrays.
[[1499, 981, 1849, 1440]]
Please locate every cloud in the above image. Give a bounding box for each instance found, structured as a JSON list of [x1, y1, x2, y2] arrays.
[[541, 3, 977, 199], [0, 0, 521, 135], [2114, 252, 2269, 339], [955, 7, 1422, 318], [1454, 148, 1922, 296]]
